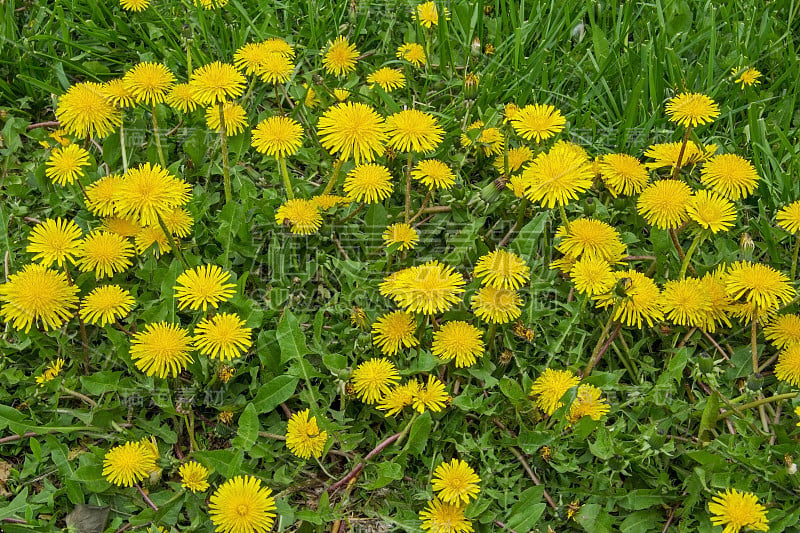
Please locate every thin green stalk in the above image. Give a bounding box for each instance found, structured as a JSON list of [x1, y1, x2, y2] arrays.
[[322, 158, 345, 195], [679, 232, 706, 279], [791, 234, 800, 281], [184, 413, 198, 452], [157, 213, 189, 270], [584, 301, 620, 376], [718, 392, 799, 420], [486, 323, 498, 353], [151, 103, 167, 168], [218, 102, 232, 203], [558, 204, 571, 233], [119, 121, 128, 173], [405, 152, 413, 222], [671, 126, 692, 180], [278, 156, 294, 199], [751, 311, 759, 376]]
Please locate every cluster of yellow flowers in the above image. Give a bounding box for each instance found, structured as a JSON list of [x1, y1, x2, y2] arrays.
[[420, 459, 480, 533]]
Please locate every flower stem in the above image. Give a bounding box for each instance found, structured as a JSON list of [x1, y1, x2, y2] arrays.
[[558, 203, 571, 233], [218, 102, 232, 204], [278, 156, 294, 199], [151, 103, 167, 168], [157, 213, 189, 270], [791, 234, 800, 282], [136, 484, 159, 511], [679, 232, 705, 279], [584, 302, 620, 377], [486, 323, 498, 353], [718, 392, 798, 420], [671, 125, 692, 180], [405, 152, 413, 222], [119, 121, 129, 173], [751, 311, 760, 376], [322, 158, 344, 196], [184, 413, 198, 453]]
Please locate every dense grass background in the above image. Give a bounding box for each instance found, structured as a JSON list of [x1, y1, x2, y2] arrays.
[[2, 0, 800, 532]]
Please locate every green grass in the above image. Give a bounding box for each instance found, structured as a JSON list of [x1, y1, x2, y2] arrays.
[[1, 1, 800, 532]]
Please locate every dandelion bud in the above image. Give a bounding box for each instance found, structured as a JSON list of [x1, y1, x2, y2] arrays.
[[463, 73, 480, 99], [740, 232, 755, 256], [484, 43, 495, 56], [471, 37, 481, 57]]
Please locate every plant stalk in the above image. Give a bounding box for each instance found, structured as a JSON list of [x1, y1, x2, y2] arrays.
[[218, 102, 232, 203]]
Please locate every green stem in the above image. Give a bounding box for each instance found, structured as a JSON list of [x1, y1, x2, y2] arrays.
[[405, 152, 413, 222], [502, 124, 510, 177], [157, 213, 189, 270], [679, 232, 705, 279], [119, 121, 128, 173], [322, 158, 345, 195], [278, 156, 295, 199], [184, 413, 198, 453], [558, 204, 571, 233], [717, 392, 798, 420], [218, 102, 232, 203], [671, 125, 692, 180], [486, 323, 498, 353], [151, 103, 167, 168], [791, 234, 800, 282], [584, 301, 620, 376], [751, 311, 760, 376]]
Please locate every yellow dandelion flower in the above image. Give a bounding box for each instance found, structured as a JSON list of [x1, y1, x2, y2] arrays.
[[570, 256, 615, 296], [385, 109, 444, 153], [303, 83, 320, 108], [209, 476, 276, 533], [661, 277, 711, 328], [179, 461, 209, 493], [594, 270, 664, 328], [415, 1, 448, 28], [218, 365, 235, 383], [194, 313, 252, 361], [317, 102, 387, 164], [733, 67, 762, 89], [764, 314, 800, 349], [323, 35, 359, 77], [644, 141, 717, 171], [0, 264, 78, 332], [332, 88, 350, 102], [687, 190, 736, 233], [102, 79, 135, 108], [386, 260, 466, 315], [473, 250, 530, 290], [351, 358, 400, 404], [411, 375, 449, 413], [522, 141, 593, 208], [567, 384, 610, 424], [102, 216, 141, 238], [493, 146, 533, 175], [708, 489, 769, 533], [377, 381, 421, 416], [555, 218, 626, 263], [123, 62, 175, 106], [55, 81, 121, 139], [372, 311, 419, 356], [367, 67, 406, 92], [776, 200, 800, 234], [251, 116, 303, 158], [165, 83, 199, 113], [383, 223, 418, 251], [432, 321, 484, 368], [311, 194, 350, 210], [85, 174, 123, 217], [461, 120, 503, 156], [397, 43, 426, 67], [135, 225, 171, 255], [510, 103, 566, 143], [35, 358, 65, 386], [160, 207, 194, 238], [45, 144, 91, 186], [103, 441, 157, 487], [219, 410, 234, 424], [550, 255, 578, 275], [116, 163, 191, 226], [285, 409, 328, 459], [130, 322, 193, 378], [205, 102, 247, 136], [471, 285, 522, 324], [189, 62, 245, 105], [258, 52, 295, 84], [120, 0, 150, 11], [636, 179, 692, 229], [193, 0, 229, 10], [503, 103, 520, 122], [27, 218, 82, 267], [174, 264, 235, 311], [431, 459, 480, 505], [599, 153, 649, 197], [233, 42, 272, 75], [699, 268, 733, 333], [275, 198, 322, 235], [530, 368, 580, 415], [419, 498, 473, 533], [507, 173, 531, 198], [700, 154, 759, 200], [80, 285, 135, 326], [665, 92, 719, 128], [412, 159, 455, 190], [725, 261, 794, 313], [76, 231, 134, 278], [344, 163, 394, 203]]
